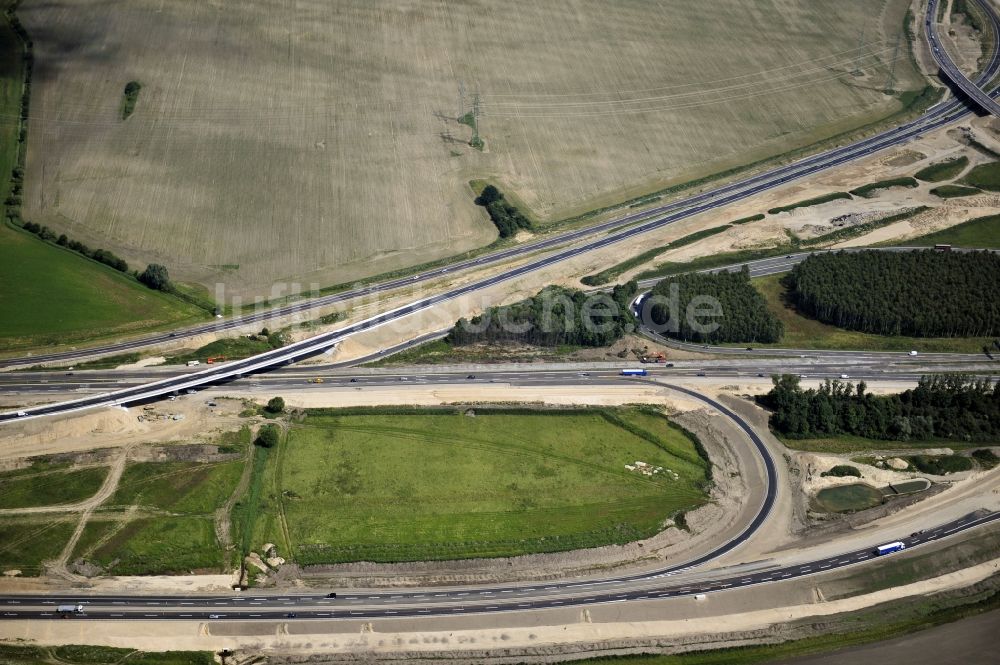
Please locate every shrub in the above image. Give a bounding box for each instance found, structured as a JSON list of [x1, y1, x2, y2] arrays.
[[265, 396, 285, 414], [972, 448, 999, 469], [138, 263, 171, 291], [821, 465, 862, 478], [255, 424, 280, 448]]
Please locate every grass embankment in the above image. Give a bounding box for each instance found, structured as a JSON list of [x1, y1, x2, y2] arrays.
[[165, 336, 275, 365], [961, 161, 1000, 190], [248, 408, 710, 564], [367, 338, 587, 366], [930, 184, 981, 198], [0, 464, 107, 509], [849, 176, 918, 198], [633, 206, 927, 283], [905, 213, 1000, 247], [73, 452, 245, 575], [741, 273, 990, 353], [779, 433, 989, 454], [914, 155, 969, 182], [582, 225, 732, 285], [0, 644, 213, 665], [767, 192, 852, 215]]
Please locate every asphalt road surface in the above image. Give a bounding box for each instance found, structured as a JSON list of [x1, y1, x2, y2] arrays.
[[926, 0, 1000, 117], [1, 511, 995, 621]]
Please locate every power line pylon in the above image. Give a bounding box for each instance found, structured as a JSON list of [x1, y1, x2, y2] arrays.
[[884, 34, 900, 94], [470, 91, 482, 148], [852, 26, 866, 76]]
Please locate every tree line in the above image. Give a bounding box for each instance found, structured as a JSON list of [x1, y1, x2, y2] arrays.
[[649, 267, 783, 343], [785, 250, 1000, 337], [18, 220, 173, 292], [448, 282, 638, 347], [474, 185, 532, 238], [758, 374, 1000, 442]]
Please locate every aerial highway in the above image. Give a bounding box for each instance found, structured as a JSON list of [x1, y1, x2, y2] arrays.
[[1, 372, 996, 622], [1, 358, 997, 401], [0, 2, 996, 424], [2, 510, 995, 621], [3, 2, 999, 378], [926, 0, 1000, 117]]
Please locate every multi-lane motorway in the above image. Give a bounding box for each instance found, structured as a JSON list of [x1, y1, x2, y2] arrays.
[[0, 507, 995, 621]]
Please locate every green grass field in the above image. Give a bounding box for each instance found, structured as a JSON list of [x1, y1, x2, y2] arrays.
[[906, 214, 1000, 248], [0, 224, 204, 352], [741, 274, 990, 353], [0, 464, 106, 509], [75, 516, 225, 576], [250, 408, 710, 564], [74, 458, 244, 575], [0, 518, 77, 575]]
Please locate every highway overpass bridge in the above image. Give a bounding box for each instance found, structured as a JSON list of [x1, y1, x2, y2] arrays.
[[927, 0, 1000, 116]]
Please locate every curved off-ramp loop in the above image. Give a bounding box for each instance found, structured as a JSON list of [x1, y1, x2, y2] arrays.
[[2, 380, 998, 620]]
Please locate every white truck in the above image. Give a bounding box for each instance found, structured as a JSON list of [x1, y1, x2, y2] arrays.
[[57, 604, 84, 615], [875, 541, 906, 556], [186, 360, 200, 367]]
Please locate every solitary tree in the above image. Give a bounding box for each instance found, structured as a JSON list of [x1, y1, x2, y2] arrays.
[[255, 424, 280, 448], [265, 396, 285, 414], [139, 263, 171, 291]]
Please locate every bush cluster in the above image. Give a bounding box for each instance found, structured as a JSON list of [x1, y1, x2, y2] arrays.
[[474, 185, 532, 238], [820, 465, 862, 478]]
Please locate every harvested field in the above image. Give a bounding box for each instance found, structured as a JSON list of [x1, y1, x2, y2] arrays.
[[20, 0, 922, 297]]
